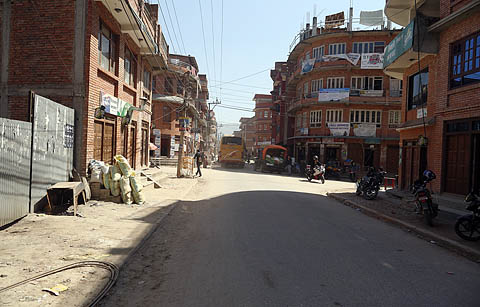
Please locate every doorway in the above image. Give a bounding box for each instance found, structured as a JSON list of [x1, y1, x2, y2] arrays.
[[325, 147, 339, 163]]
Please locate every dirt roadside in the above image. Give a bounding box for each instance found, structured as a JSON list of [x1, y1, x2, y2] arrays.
[[0, 167, 201, 307]]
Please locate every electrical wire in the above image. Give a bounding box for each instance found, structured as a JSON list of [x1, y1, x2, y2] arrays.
[[170, 0, 187, 54], [164, 0, 184, 54], [0, 261, 119, 307], [209, 81, 272, 90], [158, 1, 177, 54], [220, 0, 224, 102], [218, 68, 272, 86], [210, 0, 218, 93], [198, 0, 212, 88]]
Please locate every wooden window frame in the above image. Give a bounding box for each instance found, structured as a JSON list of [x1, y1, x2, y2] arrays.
[[98, 21, 117, 73], [124, 47, 136, 87], [310, 110, 322, 128], [450, 31, 480, 89], [326, 109, 344, 123]]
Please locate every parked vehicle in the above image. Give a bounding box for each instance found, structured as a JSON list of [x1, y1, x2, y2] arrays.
[[356, 168, 386, 200], [305, 164, 325, 184], [411, 170, 438, 226], [455, 192, 480, 241], [254, 145, 287, 174], [219, 136, 245, 168]]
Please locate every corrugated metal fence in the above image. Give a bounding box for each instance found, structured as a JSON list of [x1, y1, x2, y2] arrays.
[[0, 93, 74, 227], [0, 118, 32, 227]]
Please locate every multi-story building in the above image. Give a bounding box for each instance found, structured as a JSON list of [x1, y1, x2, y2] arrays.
[[151, 54, 208, 158], [284, 15, 402, 174], [384, 0, 480, 195], [239, 116, 256, 156], [0, 0, 168, 173], [270, 62, 291, 148], [253, 94, 273, 156]]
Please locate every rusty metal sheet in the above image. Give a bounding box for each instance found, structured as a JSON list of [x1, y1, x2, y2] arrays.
[[0, 118, 31, 227]]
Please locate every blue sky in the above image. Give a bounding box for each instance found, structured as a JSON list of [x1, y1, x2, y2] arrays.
[[156, 0, 390, 134]]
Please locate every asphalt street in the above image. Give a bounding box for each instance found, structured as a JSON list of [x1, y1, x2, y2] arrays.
[[102, 166, 480, 307]]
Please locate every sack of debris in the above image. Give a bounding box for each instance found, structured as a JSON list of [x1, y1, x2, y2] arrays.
[[109, 165, 122, 197], [114, 155, 133, 177], [129, 176, 145, 205], [89, 159, 105, 183], [119, 176, 132, 204], [102, 170, 111, 191]]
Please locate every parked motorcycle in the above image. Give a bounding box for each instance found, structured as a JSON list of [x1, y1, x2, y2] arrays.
[[355, 168, 386, 200], [454, 192, 480, 241], [411, 170, 438, 226], [305, 164, 325, 184]]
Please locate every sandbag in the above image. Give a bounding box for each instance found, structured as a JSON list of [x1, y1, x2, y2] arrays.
[[110, 180, 120, 197], [110, 164, 122, 182], [114, 155, 133, 177], [90, 168, 102, 183], [102, 172, 110, 191], [129, 176, 144, 193], [119, 176, 131, 194], [121, 191, 133, 205], [132, 189, 145, 205]]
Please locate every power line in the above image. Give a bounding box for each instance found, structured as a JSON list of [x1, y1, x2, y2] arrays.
[[209, 81, 271, 90], [170, 0, 187, 54], [198, 0, 212, 88], [220, 0, 224, 102], [164, 0, 183, 54], [220, 68, 272, 86], [158, 1, 177, 54], [210, 0, 218, 93]]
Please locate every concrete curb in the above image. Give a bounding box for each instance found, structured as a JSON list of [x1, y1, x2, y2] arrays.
[[327, 193, 480, 262]]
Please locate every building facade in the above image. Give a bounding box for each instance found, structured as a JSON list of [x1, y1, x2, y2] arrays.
[[253, 94, 273, 156], [151, 54, 209, 159], [0, 0, 168, 173], [270, 62, 290, 148], [384, 0, 480, 195], [239, 116, 256, 156], [283, 17, 402, 174]]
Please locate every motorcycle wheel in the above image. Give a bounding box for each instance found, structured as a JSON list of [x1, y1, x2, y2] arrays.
[[363, 188, 378, 200], [355, 185, 362, 196], [306, 174, 312, 182], [321, 177, 325, 184], [424, 208, 434, 227], [455, 216, 480, 241]]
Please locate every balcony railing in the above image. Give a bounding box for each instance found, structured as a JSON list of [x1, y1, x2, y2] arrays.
[[349, 89, 384, 97]]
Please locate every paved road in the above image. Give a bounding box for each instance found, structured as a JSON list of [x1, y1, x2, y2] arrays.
[[102, 166, 480, 307]]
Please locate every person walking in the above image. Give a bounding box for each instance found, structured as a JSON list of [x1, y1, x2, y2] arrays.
[[194, 150, 203, 177]]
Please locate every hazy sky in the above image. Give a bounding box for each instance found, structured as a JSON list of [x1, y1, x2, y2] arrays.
[[157, 1, 389, 134]]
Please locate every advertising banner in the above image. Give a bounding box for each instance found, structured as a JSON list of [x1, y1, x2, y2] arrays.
[[179, 117, 190, 131], [318, 88, 350, 102], [361, 53, 384, 69], [359, 10, 384, 26], [325, 11, 345, 29], [353, 123, 376, 137], [327, 122, 350, 136], [100, 92, 132, 117], [301, 58, 315, 74], [322, 53, 360, 66]]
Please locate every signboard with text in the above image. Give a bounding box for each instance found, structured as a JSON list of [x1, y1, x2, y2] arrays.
[[318, 88, 350, 102]]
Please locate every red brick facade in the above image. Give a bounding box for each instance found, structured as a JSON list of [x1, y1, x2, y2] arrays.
[[253, 94, 273, 155]]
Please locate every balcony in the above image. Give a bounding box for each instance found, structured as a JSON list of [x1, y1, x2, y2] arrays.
[[349, 89, 384, 97], [384, 0, 440, 27], [383, 17, 438, 79]]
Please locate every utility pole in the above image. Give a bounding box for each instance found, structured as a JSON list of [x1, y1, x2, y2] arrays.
[[207, 98, 221, 163], [177, 72, 190, 178]]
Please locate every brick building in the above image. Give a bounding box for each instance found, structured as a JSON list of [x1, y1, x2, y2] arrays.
[[239, 116, 256, 156], [253, 94, 273, 156], [151, 54, 209, 159], [270, 62, 291, 148], [283, 16, 402, 174], [0, 0, 168, 173], [384, 0, 480, 195]]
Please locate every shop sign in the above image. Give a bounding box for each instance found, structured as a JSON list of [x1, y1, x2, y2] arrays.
[[384, 19, 414, 68], [100, 92, 132, 117], [179, 117, 190, 131], [353, 123, 376, 137], [365, 138, 381, 144], [361, 53, 384, 69], [358, 89, 384, 97], [300, 128, 309, 135], [318, 88, 350, 102], [153, 129, 161, 136], [327, 122, 350, 136], [416, 108, 427, 119]]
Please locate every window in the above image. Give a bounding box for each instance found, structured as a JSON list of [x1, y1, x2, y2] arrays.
[[408, 68, 428, 110], [350, 109, 382, 125], [329, 43, 346, 55], [305, 51, 311, 60], [143, 69, 151, 91], [163, 106, 171, 122], [264, 111, 269, 118], [310, 110, 322, 128], [388, 110, 401, 127], [313, 46, 325, 59], [390, 77, 403, 97], [311, 79, 323, 93], [351, 76, 383, 90], [165, 77, 173, 93], [327, 77, 344, 89], [326, 109, 343, 123], [98, 21, 116, 72], [177, 80, 184, 95], [124, 48, 135, 86], [352, 42, 385, 54], [450, 32, 480, 88]]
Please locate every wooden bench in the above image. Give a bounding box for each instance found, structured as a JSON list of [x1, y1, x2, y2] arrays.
[[46, 182, 85, 216]]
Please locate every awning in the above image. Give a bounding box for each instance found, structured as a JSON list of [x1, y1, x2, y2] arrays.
[[396, 116, 435, 131], [152, 95, 183, 104]]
